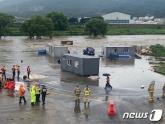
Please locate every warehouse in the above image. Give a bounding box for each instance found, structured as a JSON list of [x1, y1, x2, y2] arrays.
[[61, 54, 100, 76], [102, 12, 131, 24]]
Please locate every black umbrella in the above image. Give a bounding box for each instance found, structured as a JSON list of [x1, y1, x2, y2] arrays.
[[41, 84, 46, 87], [103, 73, 111, 77]]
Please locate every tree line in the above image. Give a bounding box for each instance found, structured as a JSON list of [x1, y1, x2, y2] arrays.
[[0, 12, 107, 39], [0, 13, 14, 39]]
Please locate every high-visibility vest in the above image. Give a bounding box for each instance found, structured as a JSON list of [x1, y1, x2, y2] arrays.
[[30, 86, 36, 103], [84, 88, 91, 96], [148, 84, 154, 93], [75, 88, 81, 95]]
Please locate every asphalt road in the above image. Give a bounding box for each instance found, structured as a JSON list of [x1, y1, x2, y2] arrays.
[[0, 85, 164, 124]]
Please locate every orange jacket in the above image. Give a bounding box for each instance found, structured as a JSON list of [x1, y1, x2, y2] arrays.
[[19, 84, 25, 97]]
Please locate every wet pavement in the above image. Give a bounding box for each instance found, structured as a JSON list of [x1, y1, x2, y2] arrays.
[[0, 36, 165, 124]]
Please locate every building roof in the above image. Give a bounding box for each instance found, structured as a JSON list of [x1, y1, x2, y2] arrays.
[[63, 54, 99, 59], [48, 43, 68, 48], [102, 12, 131, 20], [105, 46, 134, 48]]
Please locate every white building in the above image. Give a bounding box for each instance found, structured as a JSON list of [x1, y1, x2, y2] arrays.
[[102, 12, 131, 24], [155, 18, 165, 24]]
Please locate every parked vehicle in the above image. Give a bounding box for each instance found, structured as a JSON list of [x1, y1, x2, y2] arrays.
[[83, 47, 95, 56]]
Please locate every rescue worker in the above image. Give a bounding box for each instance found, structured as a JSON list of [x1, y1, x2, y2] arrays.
[[41, 85, 47, 105], [162, 83, 165, 99], [19, 84, 26, 104], [17, 66, 20, 81], [27, 66, 31, 79], [1, 65, 6, 81], [35, 84, 41, 103], [74, 85, 81, 105], [30, 85, 36, 106], [106, 76, 112, 89], [148, 81, 155, 103], [12, 65, 16, 80], [83, 85, 91, 108]]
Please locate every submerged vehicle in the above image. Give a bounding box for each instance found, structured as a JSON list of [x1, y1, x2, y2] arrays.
[[37, 49, 47, 55], [83, 47, 95, 56]]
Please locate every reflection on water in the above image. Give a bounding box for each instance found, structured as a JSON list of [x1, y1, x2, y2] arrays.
[[0, 36, 165, 90], [74, 102, 81, 113], [101, 58, 135, 67], [60, 71, 99, 86]]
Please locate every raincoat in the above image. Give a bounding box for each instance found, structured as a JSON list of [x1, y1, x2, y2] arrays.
[[19, 84, 25, 97], [30, 86, 36, 103]]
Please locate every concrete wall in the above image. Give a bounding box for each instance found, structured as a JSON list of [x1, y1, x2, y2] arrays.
[[48, 45, 68, 58], [83, 58, 100, 76], [61, 55, 83, 75], [103, 47, 135, 58], [61, 54, 100, 76]]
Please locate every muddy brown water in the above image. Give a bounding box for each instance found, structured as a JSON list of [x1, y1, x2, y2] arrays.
[[0, 36, 165, 90]]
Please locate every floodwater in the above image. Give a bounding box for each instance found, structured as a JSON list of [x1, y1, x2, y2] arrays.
[[0, 35, 165, 90]]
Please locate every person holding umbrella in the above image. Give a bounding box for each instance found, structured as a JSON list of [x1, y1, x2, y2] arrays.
[[105, 82, 112, 101], [103, 73, 112, 89], [103, 73, 112, 101]]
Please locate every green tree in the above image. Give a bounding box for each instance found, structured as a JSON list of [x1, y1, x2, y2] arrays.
[[21, 16, 54, 39], [21, 20, 34, 39], [150, 44, 165, 57], [85, 18, 107, 37], [47, 12, 68, 31], [0, 13, 14, 39]]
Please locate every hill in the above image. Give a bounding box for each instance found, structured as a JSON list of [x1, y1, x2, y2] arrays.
[[0, 0, 165, 17]]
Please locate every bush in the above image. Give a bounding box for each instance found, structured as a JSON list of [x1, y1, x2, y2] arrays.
[[150, 44, 165, 57]]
